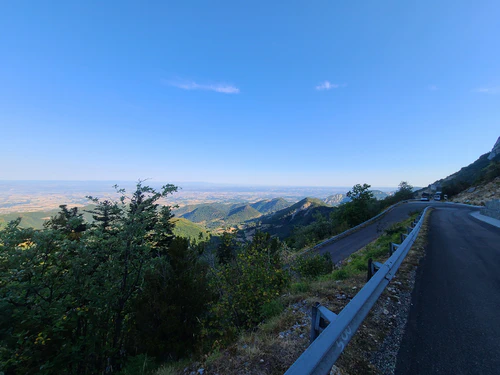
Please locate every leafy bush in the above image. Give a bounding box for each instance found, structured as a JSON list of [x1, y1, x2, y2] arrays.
[[384, 223, 403, 236], [260, 299, 284, 320], [294, 253, 333, 279], [290, 281, 310, 293], [118, 354, 156, 375], [351, 257, 368, 271], [206, 232, 289, 341], [331, 268, 350, 280], [288, 212, 336, 249]]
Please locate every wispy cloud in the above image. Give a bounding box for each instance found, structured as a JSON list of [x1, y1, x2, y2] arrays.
[[168, 80, 240, 94], [315, 81, 345, 91], [428, 85, 438, 91], [473, 86, 500, 94]]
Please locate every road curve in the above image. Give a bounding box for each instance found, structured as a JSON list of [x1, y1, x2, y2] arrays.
[[318, 201, 455, 263], [395, 206, 500, 374]]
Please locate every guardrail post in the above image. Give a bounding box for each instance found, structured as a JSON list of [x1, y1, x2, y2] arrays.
[[389, 242, 400, 256], [367, 258, 373, 281], [367, 259, 383, 281], [310, 303, 320, 343], [407, 226, 412, 234]]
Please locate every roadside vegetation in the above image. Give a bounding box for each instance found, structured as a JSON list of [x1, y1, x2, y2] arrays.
[[0, 180, 417, 374], [170, 212, 425, 375]]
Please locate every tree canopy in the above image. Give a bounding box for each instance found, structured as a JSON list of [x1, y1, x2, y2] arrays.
[[0, 181, 290, 374]]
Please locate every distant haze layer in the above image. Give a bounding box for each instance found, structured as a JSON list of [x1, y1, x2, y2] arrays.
[[0, 180, 397, 214]]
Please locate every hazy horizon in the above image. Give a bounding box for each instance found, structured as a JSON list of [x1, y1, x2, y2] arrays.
[[0, 179, 401, 214]]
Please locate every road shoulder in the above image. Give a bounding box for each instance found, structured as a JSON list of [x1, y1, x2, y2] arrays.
[[470, 211, 500, 228]]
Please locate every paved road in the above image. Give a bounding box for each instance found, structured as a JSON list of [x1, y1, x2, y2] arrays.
[[396, 206, 500, 374], [318, 201, 442, 263]]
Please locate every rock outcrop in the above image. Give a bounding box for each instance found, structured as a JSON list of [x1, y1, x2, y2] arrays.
[[324, 193, 349, 206], [488, 136, 500, 160], [451, 177, 500, 206]]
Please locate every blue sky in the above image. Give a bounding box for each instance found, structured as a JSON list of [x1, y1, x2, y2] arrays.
[[1, 0, 499, 187]]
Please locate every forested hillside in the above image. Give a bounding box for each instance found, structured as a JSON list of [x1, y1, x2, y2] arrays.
[[0, 182, 289, 374], [258, 197, 335, 238], [181, 205, 227, 223], [171, 217, 210, 240], [249, 197, 290, 214]]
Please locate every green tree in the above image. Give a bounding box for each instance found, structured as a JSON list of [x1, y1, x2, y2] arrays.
[[44, 204, 87, 239], [0, 181, 180, 374], [343, 183, 377, 226], [394, 181, 414, 200], [216, 230, 237, 265], [132, 237, 212, 359], [85, 198, 122, 233], [99, 182, 177, 367], [346, 183, 374, 202]]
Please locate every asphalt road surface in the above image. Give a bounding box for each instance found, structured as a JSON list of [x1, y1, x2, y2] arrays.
[[318, 201, 437, 263], [395, 205, 500, 374]]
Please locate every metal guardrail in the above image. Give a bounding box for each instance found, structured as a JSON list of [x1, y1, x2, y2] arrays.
[[285, 207, 431, 375]]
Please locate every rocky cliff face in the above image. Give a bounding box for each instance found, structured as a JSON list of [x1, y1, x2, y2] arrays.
[[488, 136, 500, 160]]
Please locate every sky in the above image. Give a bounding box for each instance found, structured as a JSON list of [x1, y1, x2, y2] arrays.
[[1, 0, 499, 187]]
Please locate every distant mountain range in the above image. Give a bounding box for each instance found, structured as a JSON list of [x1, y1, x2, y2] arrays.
[[1, 186, 405, 242], [173, 190, 393, 231], [174, 197, 292, 227]]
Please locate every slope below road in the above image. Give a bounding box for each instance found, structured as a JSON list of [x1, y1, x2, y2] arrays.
[[396, 206, 500, 374]]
